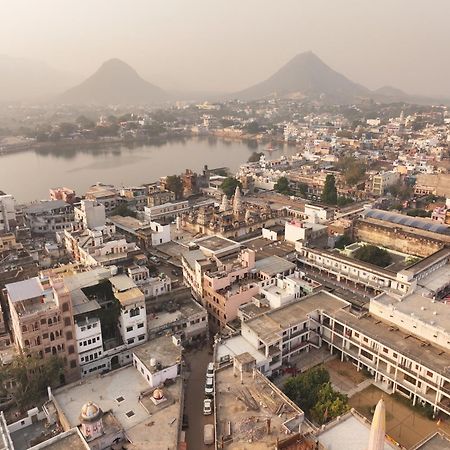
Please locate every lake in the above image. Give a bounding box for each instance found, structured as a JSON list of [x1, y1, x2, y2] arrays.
[[0, 137, 298, 203]]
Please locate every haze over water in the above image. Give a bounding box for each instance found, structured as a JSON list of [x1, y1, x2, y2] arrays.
[[0, 138, 297, 203]]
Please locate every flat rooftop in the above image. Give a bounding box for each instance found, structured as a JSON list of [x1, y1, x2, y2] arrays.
[[372, 292, 450, 332], [52, 364, 184, 450], [317, 410, 396, 450], [32, 429, 87, 450], [110, 274, 137, 292], [114, 287, 144, 306], [6, 277, 43, 303], [216, 334, 267, 366], [331, 309, 450, 375], [195, 235, 240, 254], [245, 237, 296, 260], [109, 215, 152, 233], [215, 366, 308, 449], [413, 432, 450, 450], [254, 255, 296, 277], [245, 291, 349, 343], [133, 335, 182, 374]]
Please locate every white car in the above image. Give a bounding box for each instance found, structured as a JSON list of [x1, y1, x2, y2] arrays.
[[206, 362, 214, 379], [205, 377, 214, 396], [203, 398, 213, 415]]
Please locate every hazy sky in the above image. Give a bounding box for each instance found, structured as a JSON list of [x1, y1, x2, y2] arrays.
[[2, 0, 450, 96]]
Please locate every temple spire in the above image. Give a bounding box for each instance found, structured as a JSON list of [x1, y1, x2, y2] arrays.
[[233, 186, 241, 215], [219, 194, 230, 212], [367, 398, 386, 450]]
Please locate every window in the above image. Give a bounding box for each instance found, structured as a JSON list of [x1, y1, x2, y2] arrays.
[[70, 360, 77, 369], [137, 323, 144, 329], [62, 302, 69, 313], [130, 307, 140, 318], [126, 326, 133, 332], [65, 331, 73, 340], [64, 317, 71, 326], [68, 345, 75, 354], [138, 334, 145, 341]]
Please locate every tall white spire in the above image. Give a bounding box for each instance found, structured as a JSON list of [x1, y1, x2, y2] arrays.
[[368, 398, 386, 450], [219, 194, 230, 212], [233, 186, 241, 215]]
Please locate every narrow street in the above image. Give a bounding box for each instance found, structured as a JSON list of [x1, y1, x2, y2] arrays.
[[184, 345, 215, 449]]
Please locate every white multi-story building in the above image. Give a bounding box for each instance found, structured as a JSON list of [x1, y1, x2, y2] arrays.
[[0, 193, 16, 232], [127, 265, 171, 299], [110, 275, 147, 347], [218, 288, 450, 417], [74, 199, 106, 229], [74, 316, 104, 375], [144, 201, 189, 221]]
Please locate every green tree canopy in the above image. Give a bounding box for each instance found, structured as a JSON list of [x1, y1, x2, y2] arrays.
[[248, 151, 264, 163], [321, 175, 338, 205], [284, 367, 349, 425], [297, 182, 309, 198], [0, 354, 63, 410], [354, 245, 392, 267], [220, 177, 242, 199], [165, 175, 184, 200], [244, 121, 260, 134], [274, 177, 292, 195], [337, 156, 366, 186]]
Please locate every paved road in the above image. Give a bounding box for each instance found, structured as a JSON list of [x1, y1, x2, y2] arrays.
[[184, 346, 215, 449]]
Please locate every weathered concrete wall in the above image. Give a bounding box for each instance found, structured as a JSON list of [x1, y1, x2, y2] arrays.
[[354, 219, 444, 257]]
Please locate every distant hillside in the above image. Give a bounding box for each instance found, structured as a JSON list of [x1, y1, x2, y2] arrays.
[[235, 52, 370, 103], [0, 55, 79, 102], [59, 59, 168, 105]]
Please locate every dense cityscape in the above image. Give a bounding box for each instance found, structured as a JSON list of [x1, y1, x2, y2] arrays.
[[1, 2, 450, 450]]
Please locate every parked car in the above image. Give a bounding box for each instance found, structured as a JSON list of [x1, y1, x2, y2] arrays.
[[206, 362, 214, 379], [205, 377, 214, 396], [204, 424, 214, 445], [203, 398, 213, 415], [149, 256, 160, 264]]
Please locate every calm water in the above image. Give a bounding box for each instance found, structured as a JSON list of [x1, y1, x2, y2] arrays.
[[0, 137, 297, 203]]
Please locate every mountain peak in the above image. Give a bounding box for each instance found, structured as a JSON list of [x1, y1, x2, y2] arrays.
[[59, 58, 167, 105], [235, 51, 369, 102]]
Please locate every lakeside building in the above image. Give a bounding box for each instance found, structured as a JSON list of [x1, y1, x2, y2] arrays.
[[25, 200, 75, 235], [49, 187, 77, 205], [0, 192, 16, 233]]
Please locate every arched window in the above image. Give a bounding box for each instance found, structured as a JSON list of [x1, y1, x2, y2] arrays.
[[47, 318, 52, 325], [22, 325, 27, 332], [24, 339, 30, 347], [50, 332, 55, 341]]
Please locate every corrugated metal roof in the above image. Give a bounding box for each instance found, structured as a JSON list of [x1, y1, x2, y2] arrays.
[[365, 209, 450, 235]]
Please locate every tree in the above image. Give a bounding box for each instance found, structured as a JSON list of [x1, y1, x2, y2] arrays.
[[337, 196, 354, 207], [284, 366, 330, 413], [58, 122, 78, 137], [310, 382, 349, 424], [284, 367, 349, 425], [337, 156, 366, 186], [321, 175, 338, 205], [220, 177, 242, 199], [165, 175, 184, 200], [274, 177, 291, 195], [248, 151, 264, 163], [354, 245, 392, 268], [244, 121, 260, 134], [335, 234, 353, 249], [76, 115, 95, 129], [0, 354, 63, 410], [297, 182, 309, 198]]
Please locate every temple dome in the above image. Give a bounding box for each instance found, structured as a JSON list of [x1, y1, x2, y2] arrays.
[[80, 401, 102, 422], [153, 388, 164, 400]]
